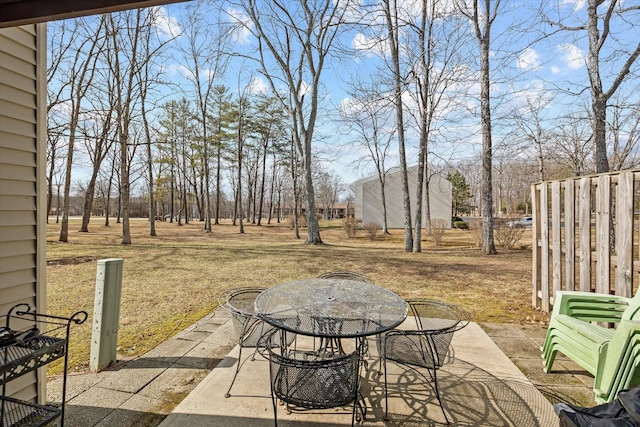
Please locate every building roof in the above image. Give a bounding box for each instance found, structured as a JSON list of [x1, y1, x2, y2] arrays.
[[0, 0, 190, 28]]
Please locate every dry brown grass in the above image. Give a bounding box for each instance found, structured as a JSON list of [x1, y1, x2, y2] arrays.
[[45, 218, 546, 373]]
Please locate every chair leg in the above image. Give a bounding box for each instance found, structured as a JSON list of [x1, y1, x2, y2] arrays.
[[543, 347, 558, 373], [270, 385, 279, 427], [430, 367, 450, 425], [353, 341, 366, 426], [383, 355, 390, 420], [225, 341, 245, 398]]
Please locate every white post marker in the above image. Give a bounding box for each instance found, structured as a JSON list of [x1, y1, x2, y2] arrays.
[[90, 258, 123, 372]]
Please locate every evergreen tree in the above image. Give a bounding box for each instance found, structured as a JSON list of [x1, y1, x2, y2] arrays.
[[448, 171, 472, 215]]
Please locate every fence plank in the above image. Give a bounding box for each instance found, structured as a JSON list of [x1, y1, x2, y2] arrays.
[[595, 174, 610, 295], [533, 169, 640, 311], [552, 181, 562, 298], [564, 180, 575, 291], [616, 171, 633, 297], [532, 183, 541, 309], [540, 182, 550, 312], [579, 177, 591, 292]]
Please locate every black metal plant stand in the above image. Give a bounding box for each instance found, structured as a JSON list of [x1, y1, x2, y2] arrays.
[[1, 303, 87, 427]]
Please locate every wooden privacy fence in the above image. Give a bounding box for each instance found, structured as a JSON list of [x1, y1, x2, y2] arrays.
[[532, 169, 640, 313]]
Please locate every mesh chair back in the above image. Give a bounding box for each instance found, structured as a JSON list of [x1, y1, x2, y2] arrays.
[[408, 299, 470, 367], [408, 299, 470, 332], [381, 299, 470, 424], [220, 287, 267, 347], [260, 329, 360, 409]]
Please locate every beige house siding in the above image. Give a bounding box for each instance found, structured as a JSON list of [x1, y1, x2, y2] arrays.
[[0, 23, 47, 402], [354, 166, 452, 229]]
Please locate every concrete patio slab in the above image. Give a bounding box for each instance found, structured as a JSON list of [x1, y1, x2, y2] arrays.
[[160, 322, 558, 427]]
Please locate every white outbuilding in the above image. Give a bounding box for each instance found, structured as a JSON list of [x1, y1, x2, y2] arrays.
[[354, 166, 452, 228]]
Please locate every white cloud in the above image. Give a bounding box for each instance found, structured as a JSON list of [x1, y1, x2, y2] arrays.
[[226, 7, 252, 45], [551, 66, 561, 74], [517, 47, 541, 70], [557, 43, 585, 70], [299, 81, 311, 97], [352, 33, 388, 57], [560, 0, 587, 11], [175, 64, 194, 80], [246, 77, 269, 94], [150, 6, 181, 39]]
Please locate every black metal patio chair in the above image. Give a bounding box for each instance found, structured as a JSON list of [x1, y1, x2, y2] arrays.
[[218, 287, 270, 398], [381, 299, 470, 425], [315, 271, 371, 355], [258, 327, 365, 427]]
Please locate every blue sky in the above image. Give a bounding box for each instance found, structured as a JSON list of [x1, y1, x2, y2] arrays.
[[59, 0, 640, 192]]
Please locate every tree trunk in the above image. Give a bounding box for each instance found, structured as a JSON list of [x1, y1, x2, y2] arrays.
[[215, 144, 221, 224], [267, 152, 276, 224], [384, 0, 412, 251], [302, 132, 322, 244], [79, 173, 99, 232], [58, 126, 75, 242], [258, 145, 268, 226], [479, 36, 497, 255]]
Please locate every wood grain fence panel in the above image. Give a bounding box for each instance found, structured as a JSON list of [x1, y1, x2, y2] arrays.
[[532, 183, 541, 308], [595, 174, 610, 295], [615, 171, 633, 298], [533, 170, 640, 311], [540, 182, 550, 313], [552, 181, 562, 298], [564, 179, 575, 291], [579, 177, 592, 292]]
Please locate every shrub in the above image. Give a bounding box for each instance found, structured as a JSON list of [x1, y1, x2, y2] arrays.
[[428, 219, 448, 246], [453, 220, 469, 230], [342, 217, 358, 238], [363, 222, 381, 241], [494, 217, 525, 249], [469, 221, 482, 248], [287, 213, 307, 229]]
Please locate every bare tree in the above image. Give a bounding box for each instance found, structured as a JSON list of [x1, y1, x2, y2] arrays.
[[106, 9, 161, 244], [210, 85, 235, 225], [315, 171, 344, 220], [77, 93, 116, 232], [543, 0, 640, 173], [56, 16, 106, 242], [405, 0, 470, 252], [507, 92, 554, 181], [548, 112, 593, 176], [178, 1, 231, 232], [382, 0, 413, 251], [239, 0, 355, 244], [608, 93, 640, 171], [47, 20, 76, 224], [456, 0, 499, 255], [235, 92, 250, 234], [339, 91, 394, 234], [253, 95, 287, 226], [134, 7, 179, 236]]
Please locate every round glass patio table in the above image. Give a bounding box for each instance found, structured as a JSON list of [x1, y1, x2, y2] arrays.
[[254, 278, 408, 338]]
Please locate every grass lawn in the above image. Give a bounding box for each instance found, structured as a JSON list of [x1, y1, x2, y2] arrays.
[[45, 217, 546, 373]]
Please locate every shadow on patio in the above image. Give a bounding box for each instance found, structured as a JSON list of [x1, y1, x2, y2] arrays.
[[159, 322, 558, 427]]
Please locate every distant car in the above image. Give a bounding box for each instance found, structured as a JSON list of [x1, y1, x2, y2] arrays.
[[507, 216, 532, 228]]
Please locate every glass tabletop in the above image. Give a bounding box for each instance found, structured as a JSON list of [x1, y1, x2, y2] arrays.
[[254, 278, 408, 338]]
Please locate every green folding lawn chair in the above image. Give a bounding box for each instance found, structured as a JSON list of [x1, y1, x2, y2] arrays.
[[593, 319, 640, 403], [541, 290, 640, 402]]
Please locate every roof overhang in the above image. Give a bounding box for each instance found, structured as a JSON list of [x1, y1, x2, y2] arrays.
[[0, 0, 191, 28]]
